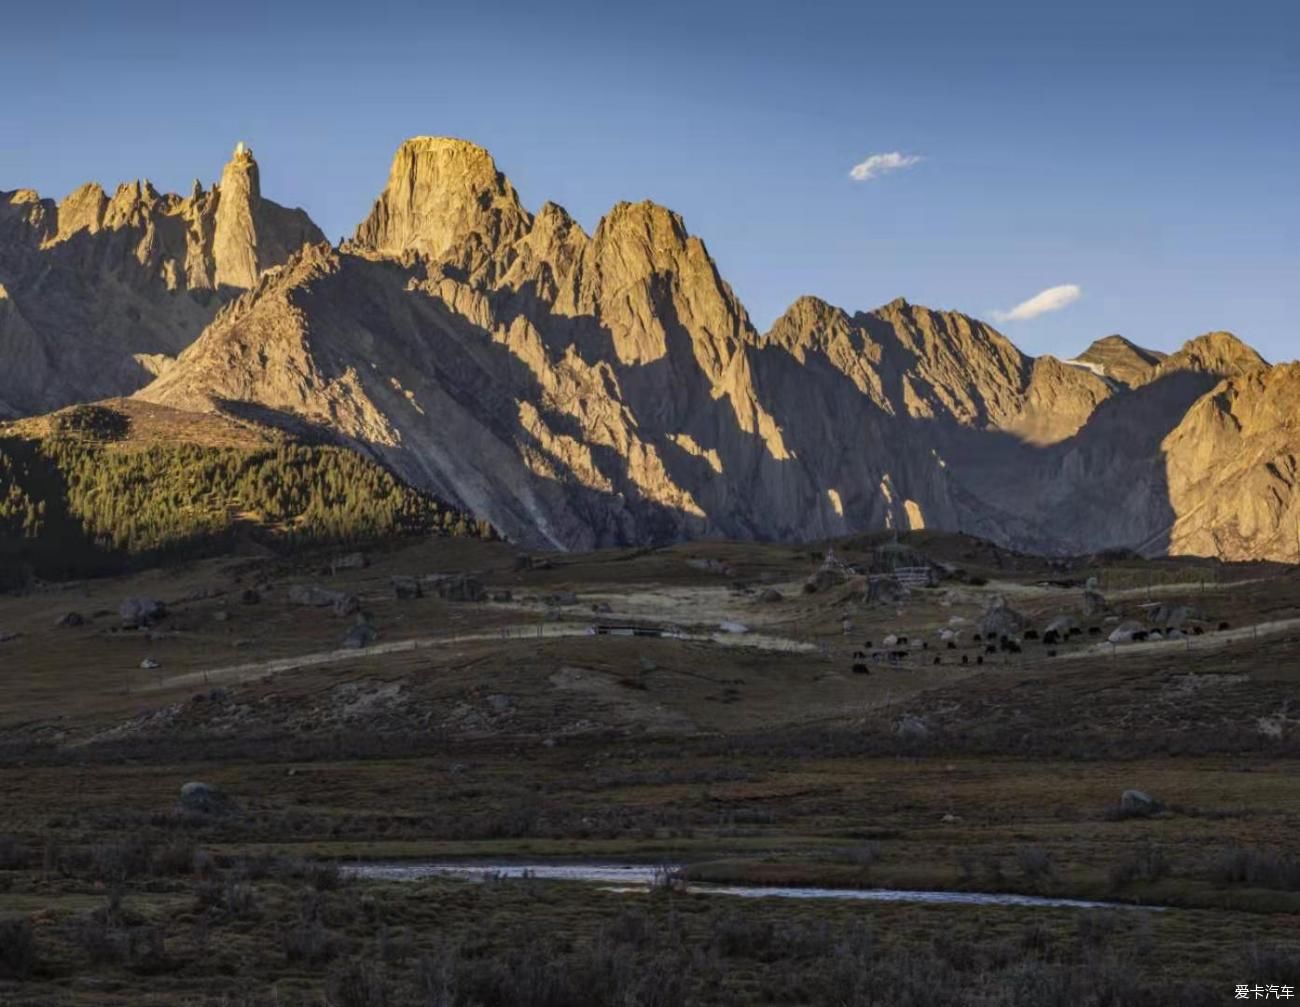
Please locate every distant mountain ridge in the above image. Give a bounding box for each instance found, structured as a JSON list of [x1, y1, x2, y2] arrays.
[[3, 136, 1296, 561], [0, 143, 322, 417]]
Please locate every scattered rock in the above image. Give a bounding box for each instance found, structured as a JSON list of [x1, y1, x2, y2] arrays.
[[895, 714, 930, 740], [179, 781, 234, 816], [212, 610, 230, 623], [718, 621, 749, 634], [1119, 789, 1162, 816], [429, 574, 486, 602], [330, 551, 368, 574], [140, 658, 161, 670], [0, 630, 21, 643], [1151, 603, 1202, 629], [486, 694, 513, 715], [590, 601, 613, 614], [757, 587, 784, 603], [491, 590, 513, 603], [120, 597, 166, 627], [978, 595, 1027, 638], [391, 575, 423, 600], [1043, 614, 1080, 636], [55, 611, 86, 628], [542, 590, 578, 607], [1108, 621, 1147, 644]]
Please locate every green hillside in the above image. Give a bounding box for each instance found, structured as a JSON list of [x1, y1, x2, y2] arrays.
[[0, 403, 490, 587]]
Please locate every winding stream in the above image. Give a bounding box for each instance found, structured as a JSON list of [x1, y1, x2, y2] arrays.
[[343, 861, 1160, 911]]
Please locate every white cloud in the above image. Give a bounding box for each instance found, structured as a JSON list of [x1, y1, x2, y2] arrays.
[[848, 151, 922, 182], [991, 284, 1082, 323]]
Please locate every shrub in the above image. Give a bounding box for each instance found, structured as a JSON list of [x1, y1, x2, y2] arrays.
[[0, 916, 35, 979], [1208, 846, 1300, 890], [1109, 842, 1171, 888], [283, 918, 335, 964], [1016, 846, 1055, 885], [327, 956, 390, 1007]]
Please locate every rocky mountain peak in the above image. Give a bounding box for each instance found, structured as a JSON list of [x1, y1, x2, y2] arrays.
[[764, 295, 853, 355], [0, 142, 323, 416], [352, 136, 532, 271], [213, 141, 264, 289], [1074, 334, 1166, 387], [1155, 330, 1269, 381], [55, 183, 109, 241]]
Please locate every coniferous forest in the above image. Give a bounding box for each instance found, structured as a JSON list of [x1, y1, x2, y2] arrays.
[[0, 406, 491, 588]]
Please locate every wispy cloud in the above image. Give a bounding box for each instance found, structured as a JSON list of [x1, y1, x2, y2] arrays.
[[991, 284, 1082, 323], [848, 151, 922, 182]]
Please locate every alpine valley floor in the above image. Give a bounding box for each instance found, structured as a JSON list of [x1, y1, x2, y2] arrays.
[[0, 532, 1298, 1005]]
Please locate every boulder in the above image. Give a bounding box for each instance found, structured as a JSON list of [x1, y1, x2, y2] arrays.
[[240, 588, 261, 605], [179, 781, 234, 816], [1119, 789, 1161, 816], [392, 576, 423, 600], [491, 589, 513, 603], [542, 590, 578, 607], [120, 597, 166, 627], [342, 620, 378, 650], [804, 566, 845, 593], [332, 594, 361, 618], [978, 595, 1027, 638], [330, 551, 368, 574], [55, 611, 86, 628], [1043, 614, 1080, 636], [1151, 603, 1201, 629], [286, 585, 358, 616], [1108, 621, 1147, 644], [719, 621, 749, 634], [686, 557, 733, 576], [431, 575, 486, 602], [0, 630, 18, 643], [758, 587, 784, 603], [140, 657, 161, 670]]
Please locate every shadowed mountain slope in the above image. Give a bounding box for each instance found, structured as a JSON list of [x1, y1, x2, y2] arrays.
[[0, 143, 323, 417], [6, 136, 1296, 560]]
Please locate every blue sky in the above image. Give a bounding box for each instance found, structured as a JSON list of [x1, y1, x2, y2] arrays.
[[3, 0, 1297, 361]]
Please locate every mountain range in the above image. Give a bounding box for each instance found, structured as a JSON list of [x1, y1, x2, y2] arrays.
[[3, 138, 1297, 561]]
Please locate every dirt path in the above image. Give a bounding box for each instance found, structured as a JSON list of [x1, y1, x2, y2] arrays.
[[140, 621, 817, 693], [987, 577, 1268, 602]]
